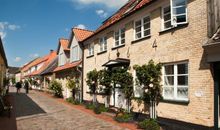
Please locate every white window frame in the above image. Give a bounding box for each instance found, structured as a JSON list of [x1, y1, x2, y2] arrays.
[[59, 52, 65, 66], [88, 43, 94, 56], [162, 62, 189, 101], [134, 15, 151, 40], [99, 37, 107, 52], [161, 5, 172, 31], [114, 28, 125, 47], [72, 45, 79, 62], [170, 0, 188, 27]]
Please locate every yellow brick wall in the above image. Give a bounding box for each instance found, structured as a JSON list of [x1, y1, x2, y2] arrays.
[[83, 0, 213, 126]]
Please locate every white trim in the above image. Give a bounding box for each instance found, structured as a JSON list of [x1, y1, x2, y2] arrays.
[[114, 27, 125, 47], [134, 14, 151, 40]]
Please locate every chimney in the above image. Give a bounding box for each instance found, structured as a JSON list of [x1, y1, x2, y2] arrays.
[[50, 50, 53, 53]]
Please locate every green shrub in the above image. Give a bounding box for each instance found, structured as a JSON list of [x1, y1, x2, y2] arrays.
[[85, 102, 95, 110], [93, 106, 102, 114], [66, 97, 80, 105], [49, 80, 63, 98], [114, 112, 133, 123], [99, 104, 109, 112], [138, 119, 160, 130]]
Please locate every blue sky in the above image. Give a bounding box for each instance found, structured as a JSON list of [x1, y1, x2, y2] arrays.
[[0, 0, 127, 67]]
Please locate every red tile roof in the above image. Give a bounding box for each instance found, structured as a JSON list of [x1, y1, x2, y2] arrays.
[[82, 0, 155, 42], [53, 60, 81, 72], [60, 38, 69, 51], [73, 28, 94, 42]]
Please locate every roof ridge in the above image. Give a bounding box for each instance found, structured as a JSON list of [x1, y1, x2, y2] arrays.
[[59, 38, 69, 41], [73, 27, 94, 33]]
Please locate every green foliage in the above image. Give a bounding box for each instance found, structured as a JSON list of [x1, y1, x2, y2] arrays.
[[115, 112, 133, 123], [49, 80, 63, 97], [134, 60, 162, 104], [85, 102, 96, 110], [66, 97, 80, 105], [98, 69, 112, 95], [138, 119, 160, 130], [93, 106, 102, 114], [11, 77, 16, 85], [86, 69, 99, 94], [66, 78, 77, 90]]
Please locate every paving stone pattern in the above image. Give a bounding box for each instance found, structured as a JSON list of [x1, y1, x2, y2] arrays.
[[11, 88, 127, 130]]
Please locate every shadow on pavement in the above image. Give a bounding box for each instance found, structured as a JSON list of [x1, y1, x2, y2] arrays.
[[0, 88, 46, 130], [11, 92, 46, 118]]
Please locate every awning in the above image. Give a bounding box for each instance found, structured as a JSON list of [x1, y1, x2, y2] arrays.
[[203, 27, 220, 62], [102, 58, 130, 67]]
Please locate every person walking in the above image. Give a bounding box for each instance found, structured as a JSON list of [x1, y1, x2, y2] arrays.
[[15, 81, 22, 93], [24, 80, 29, 94]]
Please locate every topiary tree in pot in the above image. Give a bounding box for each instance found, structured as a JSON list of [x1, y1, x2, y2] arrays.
[[86, 69, 99, 104], [134, 60, 162, 119]]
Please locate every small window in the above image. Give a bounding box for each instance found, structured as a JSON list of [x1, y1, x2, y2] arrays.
[[59, 52, 65, 66], [163, 62, 189, 101], [99, 37, 107, 52], [134, 16, 151, 40], [115, 28, 125, 47], [72, 45, 78, 62], [88, 44, 94, 56], [162, 5, 172, 30], [171, 0, 187, 26]]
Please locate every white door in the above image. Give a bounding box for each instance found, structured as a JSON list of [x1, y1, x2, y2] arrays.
[[114, 88, 127, 109]]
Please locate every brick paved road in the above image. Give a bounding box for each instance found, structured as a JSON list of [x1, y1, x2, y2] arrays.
[[10, 87, 127, 130]]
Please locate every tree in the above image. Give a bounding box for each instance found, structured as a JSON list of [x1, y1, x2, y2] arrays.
[[112, 67, 133, 112], [86, 69, 99, 104], [98, 69, 112, 107], [134, 60, 162, 119], [49, 80, 63, 97], [66, 78, 79, 100]]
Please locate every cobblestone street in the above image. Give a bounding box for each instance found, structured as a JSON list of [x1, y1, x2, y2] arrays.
[[8, 87, 127, 130]]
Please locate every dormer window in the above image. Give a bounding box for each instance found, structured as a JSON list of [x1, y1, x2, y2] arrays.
[[115, 28, 125, 47], [59, 52, 65, 66], [99, 37, 107, 52], [72, 45, 79, 62]]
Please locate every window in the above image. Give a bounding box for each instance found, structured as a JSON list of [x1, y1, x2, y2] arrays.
[[171, 0, 187, 26], [59, 52, 65, 66], [115, 28, 125, 47], [162, 5, 172, 30], [88, 44, 94, 56], [161, 0, 187, 30], [163, 62, 188, 101], [134, 16, 151, 40], [72, 45, 78, 62], [99, 37, 107, 52]]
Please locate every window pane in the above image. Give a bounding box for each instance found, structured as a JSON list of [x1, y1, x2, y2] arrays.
[[178, 63, 188, 74], [144, 29, 150, 36], [178, 76, 188, 85], [164, 76, 174, 85], [143, 16, 150, 23], [164, 21, 172, 29], [135, 26, 141, 32], [173, 7, 186, 15], [176, 15, 186, 23], [172, 0, 186, 7], [177, 87, 188, 99], [164, 87, 174, 99], [135, 20, 141, 27], [144, 23, 150, 30], [164, 6, 170, 14], [164, 65, 174, 75], [136, 33, 141, 39], [164, 14, 171, 21], [116, 41, 119, 46]]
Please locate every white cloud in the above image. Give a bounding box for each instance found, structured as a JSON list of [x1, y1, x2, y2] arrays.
[[0, 22, 21, 39], [71, 0, 128, 8], [29, 53, 39, 58], [8, 25, 20, 30], [75, 24, 86, 29], [14, 57, 21, 62], [96, 9, 108, 18]]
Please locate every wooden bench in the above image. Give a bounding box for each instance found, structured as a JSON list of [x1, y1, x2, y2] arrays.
[[0, 96, 12, 117]]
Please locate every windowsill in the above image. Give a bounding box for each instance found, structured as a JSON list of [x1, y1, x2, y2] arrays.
[[86, 55, 94, 58], [112, 44, 125, 50], [131, 35, 151, 44], [159, 23, 189, 35], [97, 50, 107, 55], [162, 98, 189, 105]]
